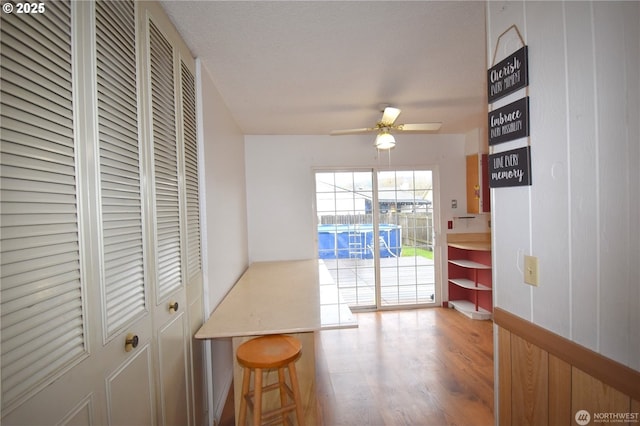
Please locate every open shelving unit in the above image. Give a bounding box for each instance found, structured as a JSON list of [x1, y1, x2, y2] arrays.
[[446, 234, 492, 320]]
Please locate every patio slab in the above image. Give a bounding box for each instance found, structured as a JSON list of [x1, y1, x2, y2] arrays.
[[321, 257, 436, 306]]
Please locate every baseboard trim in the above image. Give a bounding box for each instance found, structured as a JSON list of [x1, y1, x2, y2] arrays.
[[493, 307, 640, 401]]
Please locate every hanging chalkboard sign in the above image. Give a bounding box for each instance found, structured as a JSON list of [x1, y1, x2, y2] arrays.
[[488, 97, 530, 145], [488, 46, 529, 103], [489, 146, 532, 187]]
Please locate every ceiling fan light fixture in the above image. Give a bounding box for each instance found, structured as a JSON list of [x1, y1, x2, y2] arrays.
[[375, 130, 396, 150]]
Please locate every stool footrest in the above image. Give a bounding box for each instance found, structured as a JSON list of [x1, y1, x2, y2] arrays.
[[244, 381, 296, 401], [243, 380, 298, 425], [260, 403, 298, 424]]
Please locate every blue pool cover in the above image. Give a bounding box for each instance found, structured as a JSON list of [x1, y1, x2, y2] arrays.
[[317, 224, 402, 259]]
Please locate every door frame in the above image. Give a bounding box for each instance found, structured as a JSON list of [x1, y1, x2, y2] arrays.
[[313, 166, 442, 311]]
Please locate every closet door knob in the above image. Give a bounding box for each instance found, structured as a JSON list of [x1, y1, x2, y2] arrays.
[[125, 333, 139, 352], [169, 301, 179, 313]]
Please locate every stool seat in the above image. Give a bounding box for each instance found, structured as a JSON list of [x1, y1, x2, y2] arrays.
[[236, 335, 305, 426], [237, 335, 302, 369]]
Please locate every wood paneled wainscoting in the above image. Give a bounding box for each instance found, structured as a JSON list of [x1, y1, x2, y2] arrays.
[[494, 308, 640, 425]]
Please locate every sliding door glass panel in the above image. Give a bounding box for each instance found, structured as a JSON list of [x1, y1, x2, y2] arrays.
[[377, 170, 435, 307], [316, 171, 375, 309]]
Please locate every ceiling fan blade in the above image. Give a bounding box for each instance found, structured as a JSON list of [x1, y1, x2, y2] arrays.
[[395, 122, 442, 132], [330, 127, 377, 136], [381, 107, 401, 125]]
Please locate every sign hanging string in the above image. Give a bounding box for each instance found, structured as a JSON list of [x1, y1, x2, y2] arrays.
[[491, 24, 526, 67]]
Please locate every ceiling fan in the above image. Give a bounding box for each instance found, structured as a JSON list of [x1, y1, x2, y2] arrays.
[[330, 105, 442, 150]]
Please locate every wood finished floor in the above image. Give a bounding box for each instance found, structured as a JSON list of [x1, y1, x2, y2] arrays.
[[221, 308, 494, 426]]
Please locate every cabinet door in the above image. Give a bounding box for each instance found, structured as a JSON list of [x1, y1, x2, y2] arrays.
[[466, 154, 490, 214], [466, 154, 481, 214]]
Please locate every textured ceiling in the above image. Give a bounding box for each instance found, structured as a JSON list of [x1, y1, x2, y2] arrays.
[[161, 1, 488, 135]]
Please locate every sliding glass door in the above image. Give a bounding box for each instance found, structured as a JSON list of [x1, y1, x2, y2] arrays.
[[315, 169, 437, 310], [376, 170, 435, 307], [316, 171, 376, 308]]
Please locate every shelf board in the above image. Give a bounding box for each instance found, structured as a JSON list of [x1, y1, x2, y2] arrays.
[[448, 259, 492, 269], [448, 242, 491, 251], [448, 279, 491, 291], [449, 300, 492, 320]]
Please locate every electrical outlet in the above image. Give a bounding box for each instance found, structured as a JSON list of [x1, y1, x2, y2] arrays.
[[524, 255, 539, 286]]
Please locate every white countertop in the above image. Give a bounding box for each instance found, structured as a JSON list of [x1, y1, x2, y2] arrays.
[[195, 259, 356, 339]]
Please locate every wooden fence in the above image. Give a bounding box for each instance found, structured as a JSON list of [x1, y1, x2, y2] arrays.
[[398, 213, 433, 249]]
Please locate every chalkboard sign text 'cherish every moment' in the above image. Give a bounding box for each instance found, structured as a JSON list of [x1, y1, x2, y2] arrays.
[[488, 46, 529, 103]]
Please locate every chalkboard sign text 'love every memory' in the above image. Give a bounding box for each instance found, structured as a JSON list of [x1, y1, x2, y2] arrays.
[[488, 46, 529, 103], [489, 146, 532, 188]]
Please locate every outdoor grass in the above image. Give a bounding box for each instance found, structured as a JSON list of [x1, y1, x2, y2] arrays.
[[401, 246, 434, 260]]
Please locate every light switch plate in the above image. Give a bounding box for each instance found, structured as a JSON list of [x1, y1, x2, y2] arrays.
[[524, 255, 539, 286]]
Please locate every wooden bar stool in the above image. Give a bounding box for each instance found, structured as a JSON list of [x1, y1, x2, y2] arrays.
[[236, 334, 305, 426]]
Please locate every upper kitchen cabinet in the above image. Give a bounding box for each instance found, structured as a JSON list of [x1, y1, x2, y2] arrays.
[[466, 153, 490, 214]]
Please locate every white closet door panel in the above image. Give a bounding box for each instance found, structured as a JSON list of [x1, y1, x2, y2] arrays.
[[96, 34, 135, 77], [1, 241, 79, 270], [181, 62, 202, 280], [0, 9, 72, 89], [58, 395, 94, 426], [1, 136, 73, 164], [0, 152, 74, 178], [1, 175, 75, 198], [1, 6, 70, 53], [3, 315, 83, 371], [0, 49, 70, 91], [95, 0, 146, 338], [0, 117, 74, 148], [2, 104, 74, 139], [157, 313, 189, 426], [2, 291, 83, 337], [96, 108, 138, 137], [0, 0, 87, 413], [106, 344, 155, 426], [149, 21, 182, 302], [1, 31, 71, 82], [1, 88, 73, 120]]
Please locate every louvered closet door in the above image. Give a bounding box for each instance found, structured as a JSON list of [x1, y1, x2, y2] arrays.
[[181, 59, 206, 426], [147, 17, 191, 426], [96, 1, 155, 424], [0, 2, 90, 422], [1, 1, 203, 424], [1, 1, 157, 423]]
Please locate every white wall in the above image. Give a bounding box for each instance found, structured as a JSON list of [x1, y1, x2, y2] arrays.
[[487, 1, 639, 370], [197, 60, 249, 422]]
